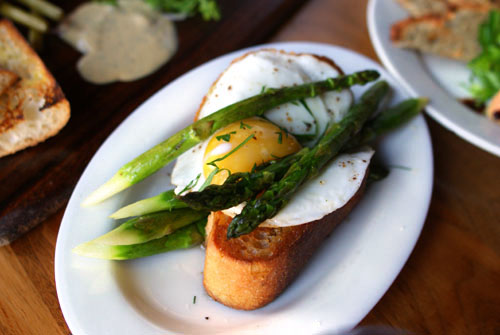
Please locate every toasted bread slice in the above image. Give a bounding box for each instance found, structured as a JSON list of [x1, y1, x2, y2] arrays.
[[396, 0, 450, 16], [203, 174, 367, 310], [0, 19, 70, 158], [396, 0, 499, 16], [0, 68, 19, 95], [391, 7, 489, 61]]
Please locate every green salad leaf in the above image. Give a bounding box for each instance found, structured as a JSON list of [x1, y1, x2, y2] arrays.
[[145, 0, 220, 20], [468, 10, 500, 102]]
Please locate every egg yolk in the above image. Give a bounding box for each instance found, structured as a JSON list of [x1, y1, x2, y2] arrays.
[[203, 118, 302, 185]]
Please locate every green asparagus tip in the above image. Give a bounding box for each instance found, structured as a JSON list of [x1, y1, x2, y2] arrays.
[[417, 97, 429, 109], [109, 190, 187, 219], [72, 242, 112, 259], [82, 175, 130, 207]]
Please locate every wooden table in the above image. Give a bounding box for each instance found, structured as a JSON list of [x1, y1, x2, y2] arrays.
[[0, 0, 499, 334]]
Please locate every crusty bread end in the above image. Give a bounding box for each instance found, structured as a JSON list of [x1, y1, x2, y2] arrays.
[[0, 19, 70, 158], [396, 0, 499, 16], [390, 7, 488, 61]]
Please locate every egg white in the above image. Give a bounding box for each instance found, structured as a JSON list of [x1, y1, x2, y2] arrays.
[[171, 50, 372, 227], [197, 50, 353, 141], [223, 148, 374, 227]]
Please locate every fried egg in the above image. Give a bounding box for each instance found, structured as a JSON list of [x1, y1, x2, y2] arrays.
[[171, 49, 373, 227]]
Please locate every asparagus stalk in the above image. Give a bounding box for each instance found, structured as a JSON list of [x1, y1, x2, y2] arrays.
[[227, 81, 390, 238], [109, 190, 187, 219], [91, 208, 208, 246], [179, 97, 427, 212], [367, 163, 390, 184], [343, 97, 429, 150], [0, 2, 48, 32], [15, 0, 63, 21], [82, 70, 380, 206], [73, 221, 206, 260]]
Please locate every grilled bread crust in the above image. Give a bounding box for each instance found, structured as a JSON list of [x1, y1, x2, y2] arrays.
[[390, 6, 489, 61], [203, 174, 367, 310], [396, 0, 499, 16], [0, 19, 70, 157]]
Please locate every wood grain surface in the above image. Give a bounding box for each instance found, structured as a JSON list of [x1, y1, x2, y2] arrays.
[[0, 0, 499, 334]]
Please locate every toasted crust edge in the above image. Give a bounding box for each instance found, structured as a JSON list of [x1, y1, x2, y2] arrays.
[[203, 173, 368, 310]]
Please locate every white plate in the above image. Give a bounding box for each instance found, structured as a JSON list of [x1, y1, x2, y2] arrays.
[[367, 0, 500, 157], [55, 42, 433, 335]]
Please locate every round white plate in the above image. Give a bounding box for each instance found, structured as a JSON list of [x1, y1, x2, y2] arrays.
[[55, 42, 433, 335], [367, 0, 500, 157]]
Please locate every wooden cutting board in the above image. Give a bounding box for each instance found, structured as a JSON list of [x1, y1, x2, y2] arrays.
[[0, 0, 307, 245]]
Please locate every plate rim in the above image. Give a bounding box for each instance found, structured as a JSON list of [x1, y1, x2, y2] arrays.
[[55, 41, 434, 335], [367, 0, 500, 157]]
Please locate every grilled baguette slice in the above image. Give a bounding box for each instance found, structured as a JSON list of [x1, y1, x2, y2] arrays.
[[391, 7, 489, 61], [0, 19, 70, 158], [203, 174, 367, 310]]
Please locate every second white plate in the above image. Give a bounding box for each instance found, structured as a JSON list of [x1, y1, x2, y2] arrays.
[[367, 0, 500, 157], [55, 42, 433, 335]]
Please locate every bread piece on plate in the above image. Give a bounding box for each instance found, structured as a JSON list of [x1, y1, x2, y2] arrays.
[[0, 19, 70, 158], [396, 0, 499, 16], [396, 0, 450, 16], [203, 174, 368, 310], [391, 7, 488, 61]]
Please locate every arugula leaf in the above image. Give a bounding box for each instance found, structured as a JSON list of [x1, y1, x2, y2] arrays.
[[468, 10, 500, 102], [144, 0, 221, 21]]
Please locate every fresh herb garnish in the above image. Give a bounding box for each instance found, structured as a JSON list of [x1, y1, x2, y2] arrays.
[[299, 99, 320, 144], [275, 131, 283, 144], [389, 164, 412, 171], [144, 0, 221, 21], [260, 85, 267, 94], [199, 168, 231, 190], [179, 173, 201, 194], [207, 134, 255, 168], [216, 131, 236, 142], [94, 0, 118, 5], [193, 296, 197, 304], [240, 121, 253, 130], [468, 10, 500, 102]]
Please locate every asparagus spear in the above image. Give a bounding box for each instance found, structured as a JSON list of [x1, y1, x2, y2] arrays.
[[179, 97, 427, 212], [343, 97, 429, 150], [227, 81, 390, 238], [109, 190, 187, 219], [82, 70, 380, 206], [90, 208, 207, 246], [16, 0, 63, 21], [73, 220, 206, 260]]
